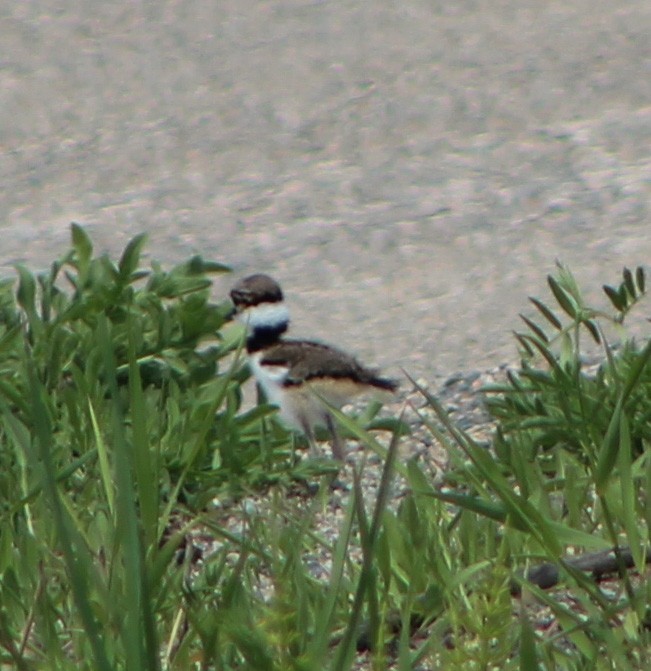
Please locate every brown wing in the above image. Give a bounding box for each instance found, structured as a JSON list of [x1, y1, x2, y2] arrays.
[[260, 340, 397, 391]]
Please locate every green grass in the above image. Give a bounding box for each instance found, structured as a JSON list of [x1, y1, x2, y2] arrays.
[[1, 227, 650, 670]]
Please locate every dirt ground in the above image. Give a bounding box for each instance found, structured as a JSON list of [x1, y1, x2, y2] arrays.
[[1, 1, 650, 380]]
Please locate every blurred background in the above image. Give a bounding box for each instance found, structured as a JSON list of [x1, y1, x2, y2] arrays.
[[1, 0, 650, 377]]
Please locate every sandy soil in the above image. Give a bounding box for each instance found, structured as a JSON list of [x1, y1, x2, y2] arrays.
[[1, 1, 650, 379]]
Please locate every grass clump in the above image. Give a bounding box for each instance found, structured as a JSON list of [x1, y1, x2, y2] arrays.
[[2, 225, 651, 671], [412, 263, 651, 669], [0, 224, 241, 669], [0, 224, 408, 670]]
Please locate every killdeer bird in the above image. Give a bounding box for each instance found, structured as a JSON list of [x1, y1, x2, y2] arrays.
[[230, 274, 397, 460]]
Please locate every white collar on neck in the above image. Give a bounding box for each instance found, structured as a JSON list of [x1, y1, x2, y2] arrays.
[[240, 301, 290, 332]]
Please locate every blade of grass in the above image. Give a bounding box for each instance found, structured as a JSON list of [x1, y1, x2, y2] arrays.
[[519, 610, 538, 671], [617, 414, 644, 573], [88, 399, 115, 517], [594, 400, 623, 495], [128, 311, 159, 548], [98, 315, 160, 671], [26, 348, 112, 671], [326, 402, 409, 479], [306, 487, 357, 664], [407, 373, 563, 556], [330, 418, 401, 670]]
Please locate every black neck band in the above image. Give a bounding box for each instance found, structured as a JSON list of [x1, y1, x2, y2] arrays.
[[246, 323, 288, 353]]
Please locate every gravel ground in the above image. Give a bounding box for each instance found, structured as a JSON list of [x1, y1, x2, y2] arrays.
[[197, 367, 501, 661], [2, 1, 650, 380]]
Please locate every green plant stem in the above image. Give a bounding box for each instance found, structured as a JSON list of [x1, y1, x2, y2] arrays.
[[598, 493, 637, 604]]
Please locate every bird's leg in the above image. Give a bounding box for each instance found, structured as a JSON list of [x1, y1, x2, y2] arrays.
[[325, 413, 345, 461], [300, 417, 320, 458]]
